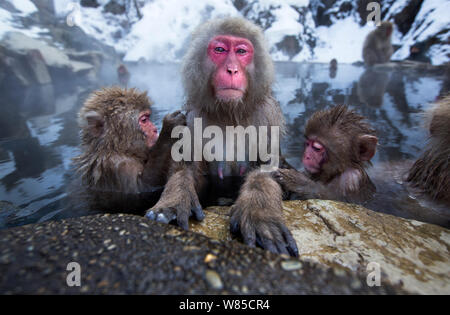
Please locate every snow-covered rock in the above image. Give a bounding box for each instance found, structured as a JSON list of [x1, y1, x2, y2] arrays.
[[2, 0, 449, 65]]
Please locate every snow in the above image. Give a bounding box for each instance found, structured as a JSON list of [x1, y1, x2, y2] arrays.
[[313, 16, 374, 63], [123, 0, 240, 62], [390, 0, 450, 65], [6, 0, 37, 16]]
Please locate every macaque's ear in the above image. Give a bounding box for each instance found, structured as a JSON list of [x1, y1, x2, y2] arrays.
[[83, 111, 104, 137], [358, 135, 378, 161]]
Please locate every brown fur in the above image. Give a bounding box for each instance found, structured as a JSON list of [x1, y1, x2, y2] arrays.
[[74, 86, 183, 194], [362, 21, 394, 66], [147, 18, 297, 256], [407, 96, 450, 203], [274, 105, 378, 203]]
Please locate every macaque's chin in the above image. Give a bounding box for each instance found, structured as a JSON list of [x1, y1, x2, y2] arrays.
[[146, 134, 158, 148], [215, 88, 244, 101]]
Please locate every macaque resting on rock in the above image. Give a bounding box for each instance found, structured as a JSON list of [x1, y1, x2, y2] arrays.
[[145, 18, 298, 257], [274, 103, 450, 227], [273, 105, 378, 204]]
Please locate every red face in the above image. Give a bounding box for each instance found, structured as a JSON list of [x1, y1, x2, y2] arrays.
[[139, 110, 158, 147], [207, 35, 254, 101], [303, 138, 327, 174]]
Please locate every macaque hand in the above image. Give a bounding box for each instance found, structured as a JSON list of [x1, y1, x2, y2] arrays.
[[145, 184, 204, 231], [159, 110, 186, 139], [272, 169, 311, 191], [229, 198, 299, 257]]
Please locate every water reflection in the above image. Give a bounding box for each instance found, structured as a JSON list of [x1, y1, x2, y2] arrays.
[[0, 62, 448, 229]]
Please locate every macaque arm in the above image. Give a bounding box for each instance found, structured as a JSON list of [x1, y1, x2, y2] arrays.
[[145, 162, 205, 230], [272, 168, 337, 200], [230, 170, 299, 257]]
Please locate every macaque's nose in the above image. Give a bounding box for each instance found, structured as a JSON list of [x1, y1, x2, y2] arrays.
[[227, 65, 239, 75]]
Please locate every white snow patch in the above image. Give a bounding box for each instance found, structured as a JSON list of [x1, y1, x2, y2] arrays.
[[6, 0, 37, 16], [313, 17, 374, 64]]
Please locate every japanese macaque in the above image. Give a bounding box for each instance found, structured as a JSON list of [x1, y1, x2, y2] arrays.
[[406, 42, 431, 63], [329, 59, 337, 78], [362, 21, 394, 66], [273, 105, 378, 204], [407, 96, 450, 204], [74, 87, 185, 195], [145, 18, 298, 256], [274, 104, 450, 228], [117, 64, 130, 86]]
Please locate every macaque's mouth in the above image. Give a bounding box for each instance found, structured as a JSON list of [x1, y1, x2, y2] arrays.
[[304, 164, 320, 174], [216, 88, 245, 100]]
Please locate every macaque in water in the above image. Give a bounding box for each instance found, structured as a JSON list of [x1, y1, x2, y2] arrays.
[[362, 21, 394, 66], [273, 105, 378, 204], [74, 87, 185, 196], [274, 104, 450, 227], [145, 18, 298, 256]]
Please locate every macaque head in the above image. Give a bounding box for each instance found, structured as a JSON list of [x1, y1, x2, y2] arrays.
[[303, 106, 378, 182], [379, 21, 393, 38], [79, 87, 158, 156], [181, 17, 274, 117]]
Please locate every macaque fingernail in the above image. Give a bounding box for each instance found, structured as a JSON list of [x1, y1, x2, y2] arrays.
[[156, 213, 169, 224], [146, 211, 156, 220]]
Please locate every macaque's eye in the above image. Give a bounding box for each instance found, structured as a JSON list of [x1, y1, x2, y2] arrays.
[[237, 48, 247, 54], [139, 114, 150, 124], [215, 47, 226, 53], [312, 141, 324, 152]]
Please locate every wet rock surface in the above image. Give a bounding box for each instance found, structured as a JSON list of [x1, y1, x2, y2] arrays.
[[191, 200, 450, 295], [0, 213, 402, 294]]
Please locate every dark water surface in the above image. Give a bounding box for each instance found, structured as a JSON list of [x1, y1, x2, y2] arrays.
[[0, 62, 448, 229]]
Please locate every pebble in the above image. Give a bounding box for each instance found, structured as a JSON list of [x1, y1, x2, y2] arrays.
[[281, 260, 303, 271], [205, 270, 223, 290]]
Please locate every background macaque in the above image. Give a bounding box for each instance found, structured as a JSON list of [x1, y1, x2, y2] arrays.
[[329, 58, 337, 78], [406, 42, 431, 63], [407, 96, 450, 204], [74, 87, 184, 195], [146, 18, 298, 256], [117, 64, 130, 86], [273, 105, 378, 203], [362, 21, 394, 66]]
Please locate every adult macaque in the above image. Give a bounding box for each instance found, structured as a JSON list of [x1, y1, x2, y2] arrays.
[[273, 105, 378, 203], [146, 18, 298, 256], [74, 87, 185, 194], [407, 96, 450, 204], [362, 21, 394, 66]]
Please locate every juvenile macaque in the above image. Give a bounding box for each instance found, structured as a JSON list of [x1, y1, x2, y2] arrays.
[[74, 87, 185, 195], [406, 42, 431, 63], [362, 21, 394, 66], [117, 64, 130, 86], [407, 96, 450, 204], [146, 18, 298, 256], [273, 105, 378, 203], [274, 104, 450, 227]]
